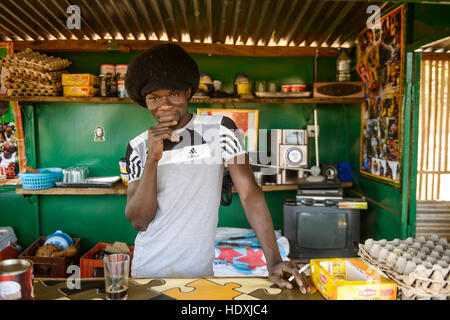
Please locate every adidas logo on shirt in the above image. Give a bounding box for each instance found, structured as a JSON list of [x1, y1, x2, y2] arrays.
[[187, 147, 200, 159]]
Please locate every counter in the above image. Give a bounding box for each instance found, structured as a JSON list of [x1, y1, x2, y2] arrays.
[[33, 276, 323, 300]]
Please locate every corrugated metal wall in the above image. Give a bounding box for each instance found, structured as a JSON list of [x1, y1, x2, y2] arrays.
[[416, 201, 450, 240]]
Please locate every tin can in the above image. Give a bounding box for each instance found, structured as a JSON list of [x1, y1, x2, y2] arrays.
[[115, 64, 128, 80], [118, 158, 128, 186], [281, 85, 291, 93], [100, 75, 112, 97], [0, 259, 34, 300], [100, 64, 115, 77], [117, 79, 127, 97], [291, 84, 306, 92]]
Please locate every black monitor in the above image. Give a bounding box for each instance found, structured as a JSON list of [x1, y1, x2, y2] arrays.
[[283, 202, 360, 263]]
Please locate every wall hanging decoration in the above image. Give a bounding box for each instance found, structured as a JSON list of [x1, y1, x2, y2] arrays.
[[356, 5, 406, 189]]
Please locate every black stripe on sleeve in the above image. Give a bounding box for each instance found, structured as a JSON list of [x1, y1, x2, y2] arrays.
[[125, 142, 143, 180], [222, 146, 234, 157], [220, 134, 241, 150], [220, 139, 238, 154], [220, 116, 238, 131], [125, 143, 133, 175]]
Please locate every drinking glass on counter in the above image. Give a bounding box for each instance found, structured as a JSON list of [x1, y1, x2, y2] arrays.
[[103, 253, 130, 300]]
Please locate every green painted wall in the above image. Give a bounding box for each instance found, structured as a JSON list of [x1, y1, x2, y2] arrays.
[[412, 4, 450, 43]]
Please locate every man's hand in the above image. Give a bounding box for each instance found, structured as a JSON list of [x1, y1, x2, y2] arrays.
[[147, 120, 179, 162], [268, 261, 312, 294]]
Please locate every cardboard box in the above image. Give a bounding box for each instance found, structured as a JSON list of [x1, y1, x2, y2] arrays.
[[62, 74, 99, 86], [310, 258, 397, 300], [63, 85, 99, 97]]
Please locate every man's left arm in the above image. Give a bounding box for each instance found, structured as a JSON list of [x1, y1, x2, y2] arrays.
[[227, 153, 310, 293]]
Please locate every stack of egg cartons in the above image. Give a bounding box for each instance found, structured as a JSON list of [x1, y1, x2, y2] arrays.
[[0, 48, 70, 96], [358, 235, 449, 300]]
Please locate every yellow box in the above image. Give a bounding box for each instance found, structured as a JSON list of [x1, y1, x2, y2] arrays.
[[62, 74, 99, 86], [63, 85, 99, 97], [310, 258, 397, 300]]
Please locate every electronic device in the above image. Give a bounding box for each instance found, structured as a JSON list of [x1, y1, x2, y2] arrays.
[[283, 199, 361, 262], [279, 145, 308, 168], [313, 81, 364, 98], [269, 129, 308, 184], [320, 163, 338, 181]]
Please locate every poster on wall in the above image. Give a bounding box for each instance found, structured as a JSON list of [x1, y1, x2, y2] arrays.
[[356, 5, 405, 189], [0, 42, 26, 186], [197, 108, 259, 152]]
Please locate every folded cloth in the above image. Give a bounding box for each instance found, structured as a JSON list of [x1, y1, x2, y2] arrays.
[[213, 227, 290, 276]]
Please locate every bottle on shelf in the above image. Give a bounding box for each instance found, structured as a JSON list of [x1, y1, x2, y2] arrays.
[[336, 48, 351, 82]]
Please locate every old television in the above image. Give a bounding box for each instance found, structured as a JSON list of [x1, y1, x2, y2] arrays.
[[283, 200, 360, 262]]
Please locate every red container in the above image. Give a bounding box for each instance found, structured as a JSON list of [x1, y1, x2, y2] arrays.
[[0, 258, 34, 300], [79, 242, 134, 278], [18, 237, 81, 278], [281, 85, 291, 92], [0, 246, 19, 261], [291, 84, 306, 92]]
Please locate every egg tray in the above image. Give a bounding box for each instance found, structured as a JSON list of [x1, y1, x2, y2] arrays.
[[358, 235, 450, 300], [6, 87, 61, 96], [3, 80, 62, 91], [2, 66, 66, 84], [0, 48, 71, 72]]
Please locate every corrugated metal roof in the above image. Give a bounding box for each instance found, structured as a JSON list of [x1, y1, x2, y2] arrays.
[[0, 0, 383, 48], [418, 36, 450, 52]]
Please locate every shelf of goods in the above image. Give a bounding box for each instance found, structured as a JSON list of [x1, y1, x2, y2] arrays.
[[15, 182, 353, 195], [0, 96, 364, 105], [6, 93, 356, 196]]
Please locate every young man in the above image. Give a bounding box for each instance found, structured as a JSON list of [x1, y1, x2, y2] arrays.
[[124, 44, 310, 293]]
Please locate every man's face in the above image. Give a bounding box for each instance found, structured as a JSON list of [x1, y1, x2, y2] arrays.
[[145, 88, 191, 126]]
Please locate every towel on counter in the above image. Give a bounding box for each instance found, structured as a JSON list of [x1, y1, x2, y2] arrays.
[[213, 227, 290, 277]]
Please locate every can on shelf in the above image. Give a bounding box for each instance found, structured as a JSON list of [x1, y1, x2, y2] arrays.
[[100, 74, 112, 97], [115, 64, 128, 80], [281, 85, 291, 93], [117, 79, 127, 97], [291, 84, 306, 92], [100, 64, 115, 77], [0, 259, 34, 300]]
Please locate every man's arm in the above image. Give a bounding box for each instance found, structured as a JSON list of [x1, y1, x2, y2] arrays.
[[125, 120, 179, 231], [125, 159, 159, 231], [227, 153, 310, 293]]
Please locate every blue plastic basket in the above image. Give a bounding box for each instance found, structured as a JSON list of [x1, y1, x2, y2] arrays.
[[19, 168, 63, 190]]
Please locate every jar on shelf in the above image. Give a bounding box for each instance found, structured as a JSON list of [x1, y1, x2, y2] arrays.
[[234, 74, 250, 95]]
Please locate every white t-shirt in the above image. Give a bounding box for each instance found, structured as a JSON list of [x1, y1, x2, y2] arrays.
[[125, 113, 246, 277]]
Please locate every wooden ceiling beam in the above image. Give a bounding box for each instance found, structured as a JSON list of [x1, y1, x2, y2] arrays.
[[12, 40, 339, 57]]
